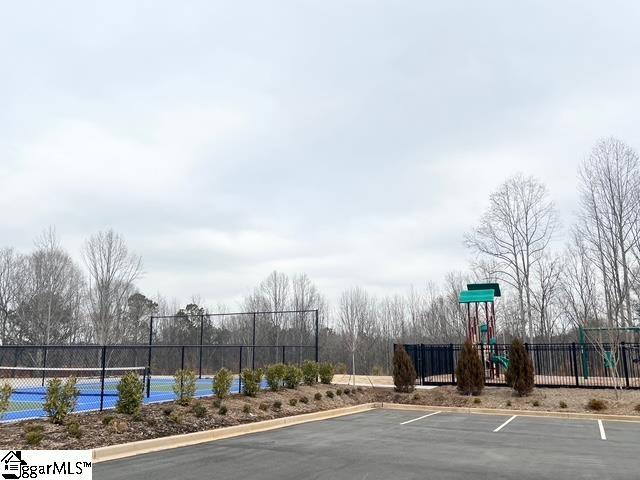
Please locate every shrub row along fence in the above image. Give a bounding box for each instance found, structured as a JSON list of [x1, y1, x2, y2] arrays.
[[400, 343, 640, 389], [0, 343, 318, 422]]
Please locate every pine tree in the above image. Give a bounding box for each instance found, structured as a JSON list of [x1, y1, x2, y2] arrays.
[[393, 345, 417, 393], [505, 338, 534, 396], [456, 340, 484, 396]]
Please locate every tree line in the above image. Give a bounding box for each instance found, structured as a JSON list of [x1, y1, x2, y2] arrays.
[[1, 138, 639, 375]]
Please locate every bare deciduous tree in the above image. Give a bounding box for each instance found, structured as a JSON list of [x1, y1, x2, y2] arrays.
[[338, 287, 374, 385], [83, 230, 142, 344], [465, 174, 558, 343], [0, 248, 20, 344], [577, 137, 640, 329]]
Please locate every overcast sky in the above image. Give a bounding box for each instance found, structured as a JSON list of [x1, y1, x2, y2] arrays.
[[2, 1, 639, 307]]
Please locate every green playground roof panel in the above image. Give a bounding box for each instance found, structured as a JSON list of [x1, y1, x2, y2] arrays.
[[459, 289, 495, 304], [467, 283, 501, 297]]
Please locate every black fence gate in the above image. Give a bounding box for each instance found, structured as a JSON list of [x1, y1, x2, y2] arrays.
[[397, 343, 640, 390]]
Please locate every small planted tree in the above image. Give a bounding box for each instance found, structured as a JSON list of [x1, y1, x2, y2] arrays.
[[265, 364, 286, 392], [283, 365, 303, 389], [318, 363, 334, 384], [302, 360, 319, 386], [0, 383, 13, 420], [241, 368, 263, 397], [116, 371, 144, 414], [173, 369, 197, 406], [505, 338, 534, 396], [212, 367, 233, 399], [393, 345, 416, 393], [44, 377, 80, 424], [456, 340, 484, 396]]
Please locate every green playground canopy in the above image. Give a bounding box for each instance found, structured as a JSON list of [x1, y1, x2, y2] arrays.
[[467, 283, 501, 297], [458, 289, 495, 304]]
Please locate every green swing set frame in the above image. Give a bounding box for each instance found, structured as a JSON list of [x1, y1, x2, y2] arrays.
[[579, 326, 640, 379]]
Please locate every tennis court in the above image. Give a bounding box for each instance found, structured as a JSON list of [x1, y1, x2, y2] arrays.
[[1, 369, 254, 422]]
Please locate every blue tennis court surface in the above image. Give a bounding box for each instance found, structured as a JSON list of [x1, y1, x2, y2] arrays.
[[2, 376, 262, 422]]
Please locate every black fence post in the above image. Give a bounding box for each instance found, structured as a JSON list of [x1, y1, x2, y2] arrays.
[[420, 343, 424, 386], [12, 348, 18, 377], [252, 312, 257, 370], [147, 316, 154, 396], [181, 345, 185, 371], [621, 342, 630, 388], [99, 345, 107, 411], [450, 344, 455, 384], [282, 345, 286, 365], [41, 345, 48, 387], [571, 342, 579, 387], [199, 314, 204, 379], [238, 346, 243, 394], [314, 309, 319, 363]]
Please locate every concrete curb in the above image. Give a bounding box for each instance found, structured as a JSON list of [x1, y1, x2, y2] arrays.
[[92, 403, 378, 463], [380, 403, 640, 423]]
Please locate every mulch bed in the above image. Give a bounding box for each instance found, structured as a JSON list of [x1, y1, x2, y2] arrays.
[[4, 384, 640, 450], [3, 385, 385, 450]]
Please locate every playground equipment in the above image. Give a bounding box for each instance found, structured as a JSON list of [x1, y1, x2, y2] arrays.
[[579, 326, 640, 380], [458, 283, 503, 378]]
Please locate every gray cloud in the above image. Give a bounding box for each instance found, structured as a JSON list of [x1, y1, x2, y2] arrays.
[[2, 1, 639, 306]]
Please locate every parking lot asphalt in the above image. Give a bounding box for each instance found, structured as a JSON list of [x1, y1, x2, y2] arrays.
[[95, 409, 640, 480]]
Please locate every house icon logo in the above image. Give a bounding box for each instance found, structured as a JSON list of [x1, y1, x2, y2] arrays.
[[1, 451, 26, 480]]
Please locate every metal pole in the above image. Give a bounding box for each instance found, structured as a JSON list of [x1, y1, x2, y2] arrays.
[[621, 342, 630, 388], [238, 346, 243, 394], [146, 316, 153, 397], [282, 345, 286, 365], [450, 343, 455, 384], [252, 312, 256, 370], [420, 343, 425, 386], [199, 314, 204, 379], [314, 309, 319, 363], [99, 345, 106, 411], [571, 342, 579, 387], [41, 345, 48, 387], [181, 345, 185, 371]]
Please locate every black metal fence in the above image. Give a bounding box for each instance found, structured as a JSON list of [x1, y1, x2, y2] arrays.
[[0, 343, 318, 421], [400, 343, 640, 389]]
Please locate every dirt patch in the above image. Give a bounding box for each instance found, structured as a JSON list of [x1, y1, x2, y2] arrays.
[[332, 374, 394, 386], [4, 384, 640, 450]]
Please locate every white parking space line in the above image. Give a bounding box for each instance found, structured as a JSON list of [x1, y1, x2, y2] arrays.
[[400, 411, 441, 425], [493, 415, 517, 432], [598, 420, 607, 440]]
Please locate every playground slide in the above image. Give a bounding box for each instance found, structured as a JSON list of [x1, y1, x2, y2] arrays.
[[492, 355, 509, 370]]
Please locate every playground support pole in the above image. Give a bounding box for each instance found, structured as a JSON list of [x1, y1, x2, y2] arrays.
[[475, 303, 479, 344], [579, 327, 590, 380], [466, 304, 471, 342]]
